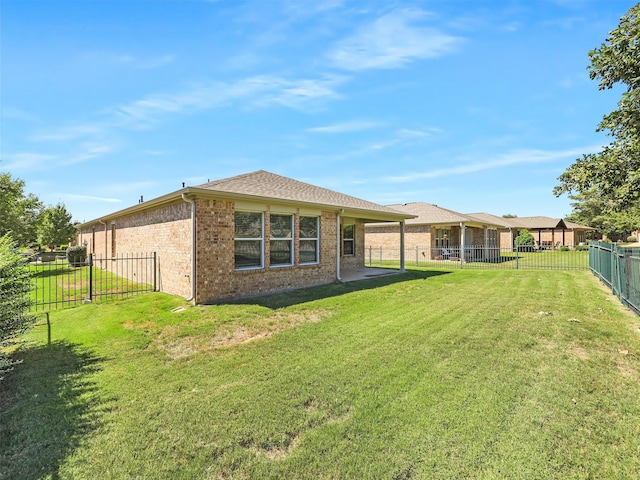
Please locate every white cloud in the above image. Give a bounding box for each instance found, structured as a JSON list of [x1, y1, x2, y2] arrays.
[[307, 120, 383, 133], [328, 9, 462, 71], [0, 152, 59, 171], [64, 144, 114, 165], [61, 194, 122, 203], [81, 51, 175, 70], [386, 146, 602, 182]]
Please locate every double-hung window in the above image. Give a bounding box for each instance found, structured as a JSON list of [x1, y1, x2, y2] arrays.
[[235, 211, 263, 269], [299, 216, 319, 264], [435, 228, 450, 248], [342, 224, 355, 256], [270, 213, 293, 266]]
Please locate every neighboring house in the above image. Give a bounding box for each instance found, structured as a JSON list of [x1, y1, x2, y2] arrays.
[[76, 170, 414, 304], [365, 202, 504, 262], [466, 213, 595, 249]]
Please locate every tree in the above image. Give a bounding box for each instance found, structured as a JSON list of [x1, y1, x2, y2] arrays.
[[565, 188, 639, 240], [38, 204, 77, 249], [0, 173, 44, 246], [515, 229, 535, 247], [0, 234, 35, 378], [554, 3, 640, 230]]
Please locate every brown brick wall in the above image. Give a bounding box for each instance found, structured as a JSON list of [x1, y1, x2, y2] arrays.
[[78, 200, 193, 298], [77, 197, 377, 303], [194, 203, 339, 303]]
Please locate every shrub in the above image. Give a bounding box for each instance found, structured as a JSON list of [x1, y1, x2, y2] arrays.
[[66, 245, 87, 266], [627, 236, 637, 243], [515, 229, 535, 251], [575, 245, 589, 251], [0, 234, 35, 379], [559, 246, 570, 251]]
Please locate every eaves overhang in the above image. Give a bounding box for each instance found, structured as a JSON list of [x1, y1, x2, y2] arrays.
[[77, 187, 415, 229]]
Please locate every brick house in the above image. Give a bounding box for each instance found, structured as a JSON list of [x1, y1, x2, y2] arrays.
[[365, 202, 504, 262], [468, 214, 595, 249], [76, 170, 414, 304]]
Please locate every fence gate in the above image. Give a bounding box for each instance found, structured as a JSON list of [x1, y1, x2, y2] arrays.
[[31, 252, 157, 312]]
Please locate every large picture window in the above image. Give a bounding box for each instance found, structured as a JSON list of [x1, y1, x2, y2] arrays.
[[270, 213, 293, 266], [299, 216, 319, 264], [235, 211, 263, 269], [342, 224, 354, 256]]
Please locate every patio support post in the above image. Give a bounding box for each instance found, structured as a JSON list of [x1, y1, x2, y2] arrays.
[[460, 222, 466, 263], [400, 221, 406, 273], [336, 209, 343, 282]]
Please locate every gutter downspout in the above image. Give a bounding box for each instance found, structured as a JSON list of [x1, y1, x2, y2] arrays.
[[98, 219, 107, 259], [336, 209, 344, 282], [182, 193, 196, 302]]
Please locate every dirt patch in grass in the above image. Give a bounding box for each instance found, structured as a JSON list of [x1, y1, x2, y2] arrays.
[[156, 309, 330, 359], [569, 345, 588, 360]]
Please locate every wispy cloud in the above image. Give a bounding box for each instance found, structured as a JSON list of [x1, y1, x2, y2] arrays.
[[81, 51, 175, 70], [328, 9, 462, 71], [112, 75, 345, 129], [28, 74, 347, 150], [61, 194, 122, 203], [64, 144, 114, 165], [386, 146, 602, 182], [1, 107, 36, 121], [307, 120, 384, 133], [0, 152, 59, 171]]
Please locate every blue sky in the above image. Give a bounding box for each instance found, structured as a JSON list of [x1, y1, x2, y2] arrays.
[[1, 0, 635, 223]]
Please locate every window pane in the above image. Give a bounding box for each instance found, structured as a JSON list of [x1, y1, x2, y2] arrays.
[[300, 240, 318, 263], [343, 224, 354, 239], [270, 214, 292, 238], [299, 217, 318, 238], [235, 240, 262, 268], [270, 240, 292, 265], [343, 240, 354, 256], [235, 212, 262, 238]]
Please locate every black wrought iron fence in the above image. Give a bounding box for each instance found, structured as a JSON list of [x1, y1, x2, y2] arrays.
[[366, 245, 590, 270], [30, 252, 156, 312], [589, 242, 640, 316]]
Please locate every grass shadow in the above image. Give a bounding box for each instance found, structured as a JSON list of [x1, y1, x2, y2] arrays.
[[230, 269, 452, 309], [0, 341, 108, 480]]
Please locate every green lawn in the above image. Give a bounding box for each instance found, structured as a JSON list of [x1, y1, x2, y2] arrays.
[[29, 261, 154, 311], [2, 268, 640, 479]]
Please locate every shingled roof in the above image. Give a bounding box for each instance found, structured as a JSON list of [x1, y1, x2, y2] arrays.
[[368, 202, 506, 227], [79, 170, 413, 226]]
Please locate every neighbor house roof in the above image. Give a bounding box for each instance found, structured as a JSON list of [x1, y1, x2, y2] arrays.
[[467, 213, 595, 231], [367, 202, 505, 228], [564, 220, 596, 231], [78, 170, 414, 227]]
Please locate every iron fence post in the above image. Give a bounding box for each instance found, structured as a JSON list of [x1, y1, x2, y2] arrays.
[[89, 253, 93, 302], [153, 252, 157, 291]]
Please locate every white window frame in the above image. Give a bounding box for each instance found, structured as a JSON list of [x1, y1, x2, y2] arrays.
[[269, 213, 294, 267], [342, 224, 355, 256], [234, 211, 264, 270], [299, 216, 320, 265]]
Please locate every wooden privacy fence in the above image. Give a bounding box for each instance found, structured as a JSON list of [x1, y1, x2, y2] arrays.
[[589, 242, 640, 316], [30, 252, 157, 312]]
